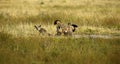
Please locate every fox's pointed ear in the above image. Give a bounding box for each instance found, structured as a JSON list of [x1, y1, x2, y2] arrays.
[[38, 25, 41, 27], [72, 24, 78, 28], [54, 20, 61, 25], [34, 25, 38, 30]]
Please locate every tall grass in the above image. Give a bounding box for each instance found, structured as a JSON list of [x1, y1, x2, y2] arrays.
[[0, 32, 120, 64], [0, 0, 120, 64], [0, 12, 119, 36]]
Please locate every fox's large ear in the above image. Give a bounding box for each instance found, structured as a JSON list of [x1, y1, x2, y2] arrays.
[[38, 25, 41, 27], [72, 24, 78, 28], [34, 25, 38, 30], [54, 20, 61, 25]]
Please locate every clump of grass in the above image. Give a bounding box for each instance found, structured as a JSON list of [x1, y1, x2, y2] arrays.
[[40, 2, 44, 5], [0, 31, 12, 42], [101, 16, 120, 29]]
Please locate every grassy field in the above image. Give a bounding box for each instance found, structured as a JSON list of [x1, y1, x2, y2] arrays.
[[0, 32, 120, 64], [0, 0, 120, 64], [0, 0, 120, 36]]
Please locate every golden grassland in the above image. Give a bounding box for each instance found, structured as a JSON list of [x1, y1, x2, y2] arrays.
[[0, 32, 120, 64], [0, 0, 120, 36], [0, 0, 120, 64]]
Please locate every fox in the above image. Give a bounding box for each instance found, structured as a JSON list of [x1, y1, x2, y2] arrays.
[[54, 20, 78, 36], [34, 25, 51, 36], [54, 20, 63, 35], [63, 23, 78, 36]]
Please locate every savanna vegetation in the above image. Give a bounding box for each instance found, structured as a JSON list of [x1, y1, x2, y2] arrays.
[[0, 0, 120, 64]]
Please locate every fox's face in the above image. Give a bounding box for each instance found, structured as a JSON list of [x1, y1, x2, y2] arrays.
[[37, 25, 42, 30], [34, 25, 42, 31]]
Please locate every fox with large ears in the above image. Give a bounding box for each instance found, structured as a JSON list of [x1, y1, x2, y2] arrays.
[[54, 20, 63, 35], [34, 25, 51, 36], [62, 22, 78, 36], [54, 20, 78, 36]]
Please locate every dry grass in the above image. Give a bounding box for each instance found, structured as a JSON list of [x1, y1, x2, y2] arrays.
[[0, 0, 120, 64], [0, 32, 120, 64], [0, 0, 120, 36]]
